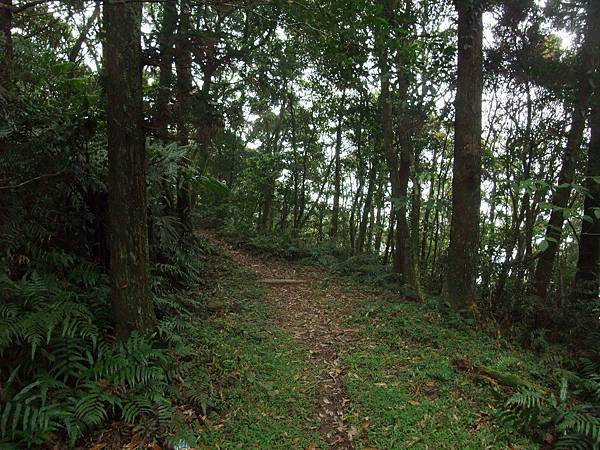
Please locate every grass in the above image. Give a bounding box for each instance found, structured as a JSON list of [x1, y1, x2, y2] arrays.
[[340, 294, 546, 449], [179, 237, 552, 449], [184, 262, 324, 449]]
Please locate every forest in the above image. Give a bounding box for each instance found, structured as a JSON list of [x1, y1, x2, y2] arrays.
[[1, 0, 600, 448]]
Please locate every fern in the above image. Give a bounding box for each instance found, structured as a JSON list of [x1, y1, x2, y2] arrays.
[[502, 374, 600, 449]]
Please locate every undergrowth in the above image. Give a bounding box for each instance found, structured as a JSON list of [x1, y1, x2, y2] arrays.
[[342, 295, 544, 449], [217, 228, 398, 289], [216, 227, 600, 449], [0, 234, 213, 448]]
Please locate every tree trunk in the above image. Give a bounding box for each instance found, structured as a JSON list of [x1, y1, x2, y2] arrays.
[[153, 0, 177, 140], [420, 130, 446, 269], [290, 100, 300, 232], [373, 201, 384, 255], [574, 90, 600, 298], [104, 0, 155, 339], [383, 209, 395, 265], [533, 5, 599, 298], [357, 161, 376, 253], [330, 89, 346, 240], [374, 0, 399, 269], [349, 127, 365, 251], [408, 153, 423, 298], [394, 142, 415, 283], [495, 82, 534, 302], [446, 0, 484, 316], [0, 0, 12, 84], [175, 0, 193, 230], [69, 1, 101, 64], [349, 173, 364, 252]]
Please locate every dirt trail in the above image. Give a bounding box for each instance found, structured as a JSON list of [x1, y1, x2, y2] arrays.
[[216, 238, 368, 449]]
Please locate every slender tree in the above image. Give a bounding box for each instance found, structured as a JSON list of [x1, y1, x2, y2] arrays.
[[175, 0, 194, 230], [533, 3, 600, 298], [104, 0, 156, 339], [68, 1, 101, 64], [446, 0, 484, 315], [329, 89, 346, 240], [153, 0, 178, 140]]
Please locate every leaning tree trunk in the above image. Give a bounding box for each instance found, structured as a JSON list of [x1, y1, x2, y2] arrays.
[[574, 86, 600, 298], [533, 5, 599, 298], [446, 0, 484, 316], [104, 0, 156, 339], [68, 1, 101, 64]]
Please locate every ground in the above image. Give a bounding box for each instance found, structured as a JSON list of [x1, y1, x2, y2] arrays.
[[187, 235, 543, 449]]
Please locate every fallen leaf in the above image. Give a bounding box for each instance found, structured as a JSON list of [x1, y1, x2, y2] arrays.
[[408, 400, 421, 406]]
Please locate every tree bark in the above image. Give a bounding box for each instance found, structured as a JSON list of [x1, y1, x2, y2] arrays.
[[574, 89, 600, 298], [446, 0, 484, 316], [394, 141, 415, 282], [533, 4, 599, 298], [104, 0, 155, 339]]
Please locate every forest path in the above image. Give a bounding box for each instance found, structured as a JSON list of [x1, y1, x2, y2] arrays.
[[212, 236, 374, 450]]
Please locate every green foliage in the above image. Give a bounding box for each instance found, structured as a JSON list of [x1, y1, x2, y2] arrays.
[[501, 367, 600, 449], [0, 254, 197, 447]]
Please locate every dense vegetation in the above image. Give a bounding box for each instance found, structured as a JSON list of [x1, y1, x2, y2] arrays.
[[2, 0, 600, 448]]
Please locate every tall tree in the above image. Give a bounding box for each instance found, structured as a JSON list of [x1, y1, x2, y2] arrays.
[[533, 3, 600, 298], [174, 0, 194, 229], [446, 0, 484, 315], [574, 3, 600, 298], [153, 0, 178, 140], [374, 0, 399, 270], [104, 0, 156, 339]]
